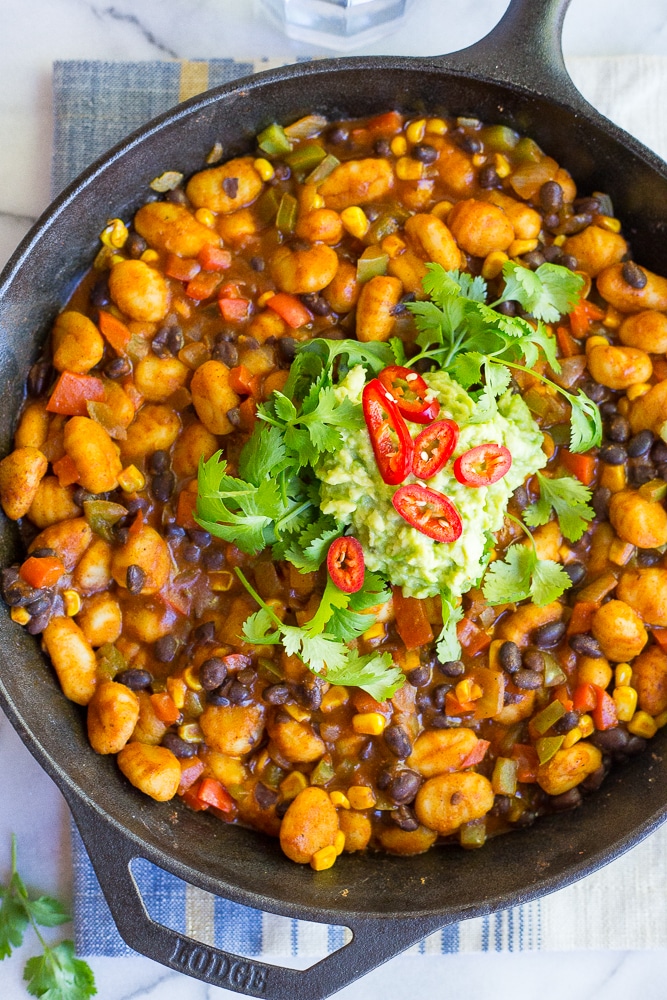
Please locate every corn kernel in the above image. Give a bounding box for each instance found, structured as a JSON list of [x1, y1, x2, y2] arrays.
[[118, 464, 146, 493], [600, 463, 626, 493], [141, 248, 160, 263], [362, 622, 385, 641], [617, 397, 630, 416], [579, 714, 594, 738], [426, 117, 447, 135], [596, 215, 622, 233], [585, 335, 609, 352], [542, 432, 556, 460], [406, 119, 426, 144], [481, 251, 509, 281], [253, 157, 275, 182], [655, 709, 667, 729], [493, 153, 511, 178], [194, 208, 216, 229], [626, 382, 651, 401], [178, 723, 204, 743], [381, 234, 406, 259], [183, 664, 204, 693], [628, 710, 658, 739], [310, 845, 337, 871], [334, 830, 346, 855], [609, 539, 635, 566], [403, 649, 420, 671], [257, 290, 276, 308], [396, 157, 424, 181], [472, 153, 486, 168], [352, 712, 387, 736], [615, 663, 633, 687], [285, 704, 311, 723], [340, 206, 370, 240], [209, 571, 234, 592], [347, 785, 377, 810], [330, 791, 350, 810], [390, 136, 408, 157], [431, 199, 453, 220], [62, 589, 81, 617], [110, 253, 125, 266], [553, 234, 566, 247], [562, 727, 582, 748], [280, 771, 308, 800], [455, 678, 483, 703], [321, 685, 349, 713], [10, 607, 30, 626], [100, 218, 129, 249], [613, 685, 638, 722], [603, 305, 622, 330], [266, 598, 286, 617], [312, 193, 325, 209], [166, 676, 187, 710], [508, 238, 539, 257]]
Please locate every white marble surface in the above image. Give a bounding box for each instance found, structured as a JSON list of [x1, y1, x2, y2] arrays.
[[2, 1, 667, 997]]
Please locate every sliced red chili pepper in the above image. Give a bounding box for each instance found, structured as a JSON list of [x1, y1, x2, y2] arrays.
[[362, 379, 413, 486], [453, 443, 512, 487], [327, 536, 365, 593], [392, 484, 462, 543], [411, 419, 460, 479], [377, 365, 440, 424]]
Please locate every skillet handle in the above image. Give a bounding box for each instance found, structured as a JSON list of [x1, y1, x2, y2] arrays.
[[431, 0, 591, 112], [67, 796, 448, 1000]]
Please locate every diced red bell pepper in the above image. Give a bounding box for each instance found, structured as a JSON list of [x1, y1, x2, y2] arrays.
[[165, 253, 201, 282], [229, 365, 255, 395], [176, 489, 198, 530], [457, 617, 492, 657], [461, 739, 491, 768], [555, 325, 581, 358], [568, 298, 605, 339], [52, 454, 81, 487], [352, 690, 391, 717], [365, 110, 403, 135], [267, 292, 313, 329], [98, 310, 131, 353], [46, 372, 105, 416], [219, 297, 251, 321], [573, 682, 597, 713], [186, 271, 221, 301], [392, 587, 434, 650], [511, 744, 539, 783], [444, 692, 476, 716], [198, 245, 232, 271], [559, 449, 597, 486], [181, 783, 209, 812], [19, 555, 65, 589], [567, 601, 598, 636], [238, 396, 257, 431], [150, 692, 181, 725], [128, 508, 145, 539], [651, 629, 667, 654], [592, 684, 618, 731], [197, 778, 234, 813], [553, 685, 574, 712], [178, 758, 205, 794]]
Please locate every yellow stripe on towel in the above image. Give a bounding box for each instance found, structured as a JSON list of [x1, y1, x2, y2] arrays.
[[179, 60, 210, 101]]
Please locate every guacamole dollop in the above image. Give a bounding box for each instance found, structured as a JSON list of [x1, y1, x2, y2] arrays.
[[316, 365, 546, 600]]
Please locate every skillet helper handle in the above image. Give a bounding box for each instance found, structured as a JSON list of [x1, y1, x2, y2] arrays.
[[67, 796, 447, 1000], [432, 0, 592, 113]]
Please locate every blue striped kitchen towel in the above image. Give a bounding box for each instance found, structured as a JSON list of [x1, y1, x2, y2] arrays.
[[60, 56, 667, 958]]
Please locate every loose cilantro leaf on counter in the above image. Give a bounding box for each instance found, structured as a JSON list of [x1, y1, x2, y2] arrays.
[[491, 261, 585, 323], [524, 472, 595, 542], [1, 836, 95, 1000]]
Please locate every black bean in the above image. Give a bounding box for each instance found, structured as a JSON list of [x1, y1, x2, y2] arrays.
[[212, 340, 239, 367], [250, 256, 265, 272], [652, 441, 667, 464], [203, 549, 225, 571], [274, 163, 291, 181], [237, 667, 256, 686], [278, 337, 297, 364], [126, 232, 147, 258], [222, 176, 239, 199], [373, 138, 391, 157], [411, 143, 437, 164], [491, 795, 512, 817], [430, 713, 461, 728], [275, 800, 290, 819], [26, 595, 53, 617], [533, 621, 566, 649], [496, 300, 517, 316], [263, 682, 290, 705], [559, 213, 593, 235], [254, 782, 279, 809], [200, 656, 228, 690], [26, 613, 52, 635], [514, 809, 537, 828], [599, 401, 618, 420], [458, 135, 481, 154], [599, 443, 627, 466], [581, 379, 609, 403], [165, 525, 186, 541], [388, 770, 421, 804], [580, 764, 607, 793], [183, 544, 200, 564], [149, 450, 169, 474], [329, 126, 348, 144], [377, 769, 393, 791], [151, 327, 172, 359], [384, 725, 412, 758], [559, 254, 577, 272], [523, 250, 546, 270], [512, 485, 529, 510], [126, 564, 146, 594], [415, 690, 433, 711], [116, 668, 153, 691], [189, 529, 211, 547], [540, 181, 563, 212], [167, 326, 184, 354], [295, 683, 322, 711], [627, 430, 654, 457], [30, 548, 57, 559], [154, 635, 178, 663], [432, 683, 451, 709], [166, 187, 189, 206], [478, 164, 500, 188], [631, 462, 658, 487], [300, 292, 330, 316], [542, 244, 563, 264], [622, 261, 647, 289], [437, 658, 465, 677], [523, 648, 545, 672], [89, 277, 110, 308], [637, 550, 662, 567], [504, 690, 522, 706], [498, 641, 522, 674], [591, 727, 630, 754], [390, 805, 419, 831], [105, 356, 132, 379], [625, 735, 647, 756], [543, 213, 561, 232], [113, 526, 129, 546], [592, 486, 611, 520], [513, 669, 543, 690], [406, 665, 431, 688], [3, 579, 34, 607], [228, 681, 253, 705], [359, 740, 374, 760], [574, 196, 601, 215], [206, 686, 231, 706], [552, 710, 580, 735], [151, 472, 175, 502], [569, 633, 603, 658], [550, 788, 582, 812], [606, 414, 631, 443], [27, 361, 53, 398], [565, 561, 586, 586], [161, 733, 197, 758], [226, 407, 242, 428]]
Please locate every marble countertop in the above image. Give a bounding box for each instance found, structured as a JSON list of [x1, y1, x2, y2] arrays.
[[2, 1, 667, 997]]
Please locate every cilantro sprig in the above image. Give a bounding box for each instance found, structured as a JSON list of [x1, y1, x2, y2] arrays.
[[236, 569, 404, 700], [524, 472, 595, 543], [482, 515, 571, 607], [1, 836, 96, 1000], [404, 262, 601, 453]]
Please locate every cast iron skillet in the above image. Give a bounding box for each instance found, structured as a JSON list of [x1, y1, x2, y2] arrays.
[[2, 0, 667, 996]]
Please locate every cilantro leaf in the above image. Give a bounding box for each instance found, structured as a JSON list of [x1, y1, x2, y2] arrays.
[[468, 361, 512, 424], [496, 261, 585, 323], [325, 650, 404, 701], [26, 897, 69, 929], [390, 337, 408, 366], [482, 540, 571, 607], [524, 472, 595, 542], [238, 424, 290, 485], [0, 875, 28, 959], [241, 607, 282, 645], [282, 516, 341, 572], [567, 388, 603, 453], [530, 558, 572, 606], [24, 940, 96, 1000], [422, 264, 486, 304], [436, 591, 464, 663], [302, 576, 350, 637]]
